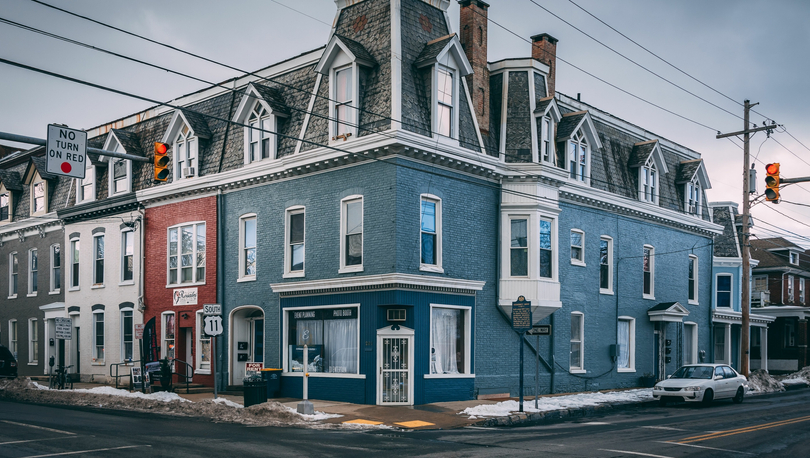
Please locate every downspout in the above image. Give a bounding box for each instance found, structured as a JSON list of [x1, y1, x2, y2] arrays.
[[137, 206, 145, 313], [216, 189, 225, 391], [708, 235, 715, 364]]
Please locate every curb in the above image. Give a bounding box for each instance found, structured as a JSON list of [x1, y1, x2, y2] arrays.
[[474, 400, 659, 428]]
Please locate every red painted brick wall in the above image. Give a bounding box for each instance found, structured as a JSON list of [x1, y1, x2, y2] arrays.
[[144, 195, 217, 386]]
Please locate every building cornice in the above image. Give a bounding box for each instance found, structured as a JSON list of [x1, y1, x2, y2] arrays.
[[57, 192, 139, 223], [270, 273, 485, 297], [712, 308, 774, 325]]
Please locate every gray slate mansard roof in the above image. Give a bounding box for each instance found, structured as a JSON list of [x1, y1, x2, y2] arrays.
[[628, 140, 657, 168], [414, 33, 456, 67], [0, 169, 23, 191], [251, 84, 290, 116], [711, 204, 741, 258], [676, 159, 702, 184], [179, 109, 212, 139], [556, 111, 587, 140], [334, 34, 377, 66], [110, 129, 143, 156]]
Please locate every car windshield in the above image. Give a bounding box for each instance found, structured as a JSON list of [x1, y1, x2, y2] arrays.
[[670, 366, 713, 379]]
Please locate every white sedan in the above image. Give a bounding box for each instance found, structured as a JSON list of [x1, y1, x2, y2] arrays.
[[652, 364, 748, 406]]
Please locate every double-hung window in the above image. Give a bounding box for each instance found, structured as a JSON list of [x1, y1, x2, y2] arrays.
[[570, 312, 584, 372], [28, 249, 37, 295], [174, 124, 197, 180], [93, 235, 104, 286], [247, 103, 275, 162], [420, 196, 442, 271], [568, 131, 588, 182], [570, 229, 584, 265], [121, 231, 134, 283], [716, 274, 732, 308], [436, 67, 454, 138], [168, 222, 206, 285], [429, 305, 470, 375], [196, 311, 212, 374], [540, 117, 554, 163], [110, 158, 130, 194], [121, 310, 133, 361], [684, 322, 698, 365], [285, 209, 304, 276], [93, 312, 104, 362], [688, 255, 698, 304], [788, 275, 795, 302], [539, 218, 553, 278], [70, 239, 80, 289], [78, 163, 95, 203], [50, 244, 60, 292], [32, 180, 46, 214], [28, 319, 38, 364], [687, 181, 701, 215], [0, 191, 9, 221], [801, 278, 806, 304], [8, 252, 17, 297], [162, 312, 175, 359], [600, 236, 613, 293], [643, 245, 655, 298], [340, 196, 363, 272], [334, 66, 354, 139], [790, 252, 799, 265], [9, 320, 17, 359], [510, 218, 528, 277], [240, 215, 257, 280], [617, 317, 635, 372], [640, 160, 657, 203]]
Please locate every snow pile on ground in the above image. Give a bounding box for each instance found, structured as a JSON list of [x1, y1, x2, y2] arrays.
[[747, 369, 785, 393], [0, 377, 342, 429], [282, 405, 343, 422], [775, 366, 810, 388], [461, 389, 653, 419]]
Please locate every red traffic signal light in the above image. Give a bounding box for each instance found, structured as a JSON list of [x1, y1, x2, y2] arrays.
[[154, 142, 170, 182], [765, 163, 780, 202]]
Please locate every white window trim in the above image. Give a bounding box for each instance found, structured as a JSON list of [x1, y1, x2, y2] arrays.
[[69, 238, 80, 291], [120, 308, 134, 362], [685, 180, 702, 216], [28, 318, 37, 365], [788, 275, 795, 302], [567, 130, 591, 185], [688, 254, 699, 305], [92, 311, 104, 364], [30, 175, 48, 215], [9, 319, 17, 359], [0, 185, 12, 223], [161, 311, 175, 360], [166, 221, 206, 287], [617, 316, 635, 372], [108, 157, 133, 196], [600, 236, 613, 294], [92, 234, 105, 287], [238, 213, 258, 282], [570, 229, 585, 266], [173, 123, 199, 181], [195, 311, 212, 375], [508, 215, 530, 278], [790, 252, 800, 266], [76, 163, 96, 204], [419, 194, 443, 273], [570, 312, 585, 373], [539, 216, 556, 280], [120, 230, 135, 285], [503, 213, 558, 281], [329, 63, 359, 143], [283, 207, 305, 278], [800, 278, 805, 304], [243, 102, 278, 164], [540, 116, 555, 164], [8, 251, 17, 299], [643, 244, 655, 299], [339, 195, 364, 274], [716, 273, 733, 308], [639, 157, 659, 205], [49, 243, 60, 294], [684, 321, 699, 365], [281, 303, 362, 376], [27, 248, 37, 297], [432, 63, 460, 140], [425, 304, 472, 378]]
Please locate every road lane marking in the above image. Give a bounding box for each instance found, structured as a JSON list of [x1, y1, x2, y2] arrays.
[[0, 420, 76, 435], [0, 437, 81, 446], [581, 422, 611, 425], [675, 414, 810, 443], [21, 445, 150, 457], [343, 419, 383, 425], [660, 441, 754, 455], [641, 426, 686, 431], [599, 449, 672, 458], [395, 420, 435, 428]]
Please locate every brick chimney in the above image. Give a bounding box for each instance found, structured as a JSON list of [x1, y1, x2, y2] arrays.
[[459, 0, 490, 135], [531, 33, 558, 97]]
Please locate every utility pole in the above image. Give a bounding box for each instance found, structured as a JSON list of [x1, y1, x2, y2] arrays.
[[717, 100, 773, 376]]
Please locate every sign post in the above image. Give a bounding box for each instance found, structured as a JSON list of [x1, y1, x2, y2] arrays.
[[526, 325, 551, 409], [46, 124, 86, 178], [297, 345, 314, 414], [511, 296, 532, 413], [203, 304, 222, 399]]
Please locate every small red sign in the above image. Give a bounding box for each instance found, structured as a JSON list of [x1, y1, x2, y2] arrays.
[[245, 362, 264, 373], [135, 324, 145, 340]]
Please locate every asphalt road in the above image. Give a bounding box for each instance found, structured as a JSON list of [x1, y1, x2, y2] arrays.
[[2, 389, 809, 457]]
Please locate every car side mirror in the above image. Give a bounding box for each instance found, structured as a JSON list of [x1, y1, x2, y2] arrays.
[[667, 375, 671, 379]]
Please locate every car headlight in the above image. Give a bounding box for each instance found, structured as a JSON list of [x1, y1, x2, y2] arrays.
[[654, 384, 662, 390], [684, 386, 702, 392]]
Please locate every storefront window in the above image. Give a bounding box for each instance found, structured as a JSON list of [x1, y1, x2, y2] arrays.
[[430, 307, 466, 374], [287, 307, 358, 374]]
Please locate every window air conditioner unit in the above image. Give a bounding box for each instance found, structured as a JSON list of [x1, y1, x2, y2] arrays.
[[182, 167, 195, 178]]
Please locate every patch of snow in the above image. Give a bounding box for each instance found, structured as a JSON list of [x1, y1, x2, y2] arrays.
[[283, 405, 343, 421], [32, 381, 50, 390], [748, 369, 785, 393], [780, 377, 808, 387], [460, 389, 653, 418], [71, 386, 191, 402], [211, 397, 243, 408]]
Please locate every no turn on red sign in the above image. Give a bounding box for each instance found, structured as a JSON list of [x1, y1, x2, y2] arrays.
[[46, 124, 86, 179]]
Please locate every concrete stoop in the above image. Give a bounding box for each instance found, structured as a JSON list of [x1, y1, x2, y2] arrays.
[[476, 400, 659, 427]]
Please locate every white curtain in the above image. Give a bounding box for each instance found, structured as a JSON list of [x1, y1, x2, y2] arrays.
[[296, 320, 322, 346], [617, 320, 630, 369], [684, 324, 694, 365], [431, 308, 460, 374], [324, 319, 358, 373]]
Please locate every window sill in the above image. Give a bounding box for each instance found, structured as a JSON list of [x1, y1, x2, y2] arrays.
[[570, 369, 586, 374], [237, 276, 257, 283], [166, 281, 206, 288], [419, 264, 444, 274], [339, 266, 364, 274], [27, 293, 37, 298], [282, 271, 305, 279], [599, 289, 614, 296], [570, 260, 586, 267], [91, 285, 105, 290], [282, 372, 365, 379], [688, 300, 699, 306], [118, 281, 135, 287], [195, 370, 211, 375], [617, 368, 636, 373], [91, 362, 105, 366], [68, 287, 80, 292], [49, 290, 60, 295], [28, 362, 38, 366], [7, 295, 16, 300], [423, 373, 475, 379], [643, 294, 655, 301]]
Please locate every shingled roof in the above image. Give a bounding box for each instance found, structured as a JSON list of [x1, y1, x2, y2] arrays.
[[676, 159, 702, 183], [335, 34, 377, 66], [252, 84, 290, 116], [415, 34, 456, 67], [0, 169, 23, 191], [628, 140, 657, 168], [179, 109, 212, 139], [556, 111, 587, 140], [110, 129, 144, 156], [711, 204, 740, 258], [751, 237, 810, 270], [28, 155, 58, 181]]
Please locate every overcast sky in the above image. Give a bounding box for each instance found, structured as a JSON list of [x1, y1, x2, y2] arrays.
[[2, 0, 809, 245]]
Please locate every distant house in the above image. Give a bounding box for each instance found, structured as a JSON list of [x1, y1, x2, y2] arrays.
[[751, 237, 810, 373]]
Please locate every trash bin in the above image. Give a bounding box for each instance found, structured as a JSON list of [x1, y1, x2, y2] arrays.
[[243, 376, 268, 407], [261, 368, 283, 398]]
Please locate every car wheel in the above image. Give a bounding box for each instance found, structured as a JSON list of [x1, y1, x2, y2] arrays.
[[702, 389, 714, 406], [733, 387, 744, 404], [659, 397, 668, 407]]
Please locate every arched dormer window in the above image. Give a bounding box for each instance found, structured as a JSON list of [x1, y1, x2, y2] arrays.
[[675, 158, 710, 216], [233, 83, 288, 164], [247, 103, 273, 162], [686, 179, 701, 215], [640, 157, 657, 204], [557, 110, 601, 185], [174, 124, 196, 181], [569, 130, 588, 182], [630, 139, 668, 205], [161, 109, 212, 181], [534, 96, 561, 165]]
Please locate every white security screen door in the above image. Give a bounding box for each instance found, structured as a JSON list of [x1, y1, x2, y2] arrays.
[[377, 327, 414, 405]]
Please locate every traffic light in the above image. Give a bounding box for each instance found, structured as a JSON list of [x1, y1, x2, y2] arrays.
[[154, 142, 170, 181], [765, 163, 780, 202]]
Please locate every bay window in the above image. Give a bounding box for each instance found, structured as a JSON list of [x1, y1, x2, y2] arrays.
[[539, 218, 553, 278], [286, 306, 359, 374], [510, 218, 528, 277]]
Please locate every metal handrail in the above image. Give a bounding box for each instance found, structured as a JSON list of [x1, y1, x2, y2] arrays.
[[109, 360, 139, 390], [172, 359, 194, 394]]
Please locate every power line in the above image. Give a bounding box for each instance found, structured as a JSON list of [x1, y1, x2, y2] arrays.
[[760, 203, 810, 231], [268, 0, 332, 27]]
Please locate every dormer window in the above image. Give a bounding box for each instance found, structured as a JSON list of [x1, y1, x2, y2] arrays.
[[631, 140, 668, 205], [790, 252, 800, 266], [175, 124, 197, 180], [686, 180, 701, 214], [334, 66, 354, 138], [31, 178, 46, 214], [640, 158, 658, 204], [101, 129, 139, 196], [161, 109, 210, 181], [247, 103, 274, 163], [233, 84, 287, 164], [0, 189, 9, 222], [77, 160, 95, 203], [568, 130, 588, 182], [534, 96, 561, 165], [436, 67, 455, 137], [541, 116, 553, 163], [111, 158, 130, 194]]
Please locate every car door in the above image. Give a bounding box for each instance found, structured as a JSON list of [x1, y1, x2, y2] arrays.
[[723, 366, 740, 397], [713, 366, 729, 397]]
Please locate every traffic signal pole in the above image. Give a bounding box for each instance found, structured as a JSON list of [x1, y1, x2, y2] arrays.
[[717, 100, 775, 376]]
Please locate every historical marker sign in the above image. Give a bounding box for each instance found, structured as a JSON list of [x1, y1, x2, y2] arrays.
[[511, 296, 532, 333], [54, 317, 72, 340], [46, 124, 86, 179]]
